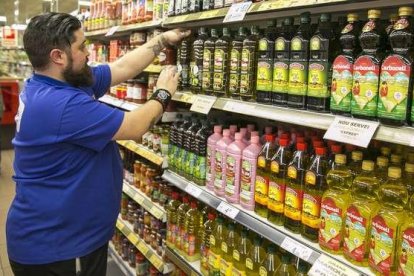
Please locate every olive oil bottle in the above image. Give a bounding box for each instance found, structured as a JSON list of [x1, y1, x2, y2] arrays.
[[275, 253, 297, 275], [240, 26, 260, 102], [349, 150, 363, 178], [376, 156, 389, 183], [404, 162, 414, 196], [214, 28, 232, 98], [220, 222, 236, 276], [245, 236, 266, 275], [202, 29, 219, 95], [229, 27, 248, 99], [191, 27, 209, 94], [232, 228, 251, 276], [259, 244, 281, 276], [201, 212, 216, 276]]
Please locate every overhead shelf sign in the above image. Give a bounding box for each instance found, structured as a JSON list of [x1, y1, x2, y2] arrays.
[[223, 1, 252, 23]]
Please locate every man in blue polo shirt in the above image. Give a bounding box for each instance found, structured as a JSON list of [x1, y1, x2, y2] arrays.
[[6, 12, 190, 275]]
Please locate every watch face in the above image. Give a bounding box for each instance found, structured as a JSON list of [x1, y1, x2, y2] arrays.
[[158, 90, 169, 100]]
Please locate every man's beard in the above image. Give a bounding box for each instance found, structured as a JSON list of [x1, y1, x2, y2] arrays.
[[63, 54, 93, 87]]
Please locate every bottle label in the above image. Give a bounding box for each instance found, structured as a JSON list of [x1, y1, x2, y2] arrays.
[[259, 266, 268, 276], [287, 166, 297, 179], [394, 18, 409, 30], [221, 241, 228, 253], [331, 55, 353, 112], [194, 155, 207, 181], [241, 48, 250, 72], [362, 21, 376, 32], [206, 147, 213, 182], [210, 235, 216, 246], [308, 62, 330, 98], [310, 37, 321, 51], [190, 62, 201, 87], [214, 151, 224, 189], [341, 23, 354, 34], [398, 227, 414, 276], [202, 71, 212, 90], [240, 49, 252, 96], [291, 37, 302, 51], [351, 55, 380, 117], [245, 258, 253, 270], [175, 225, 182, 248], [180, 227, 186, 250], [302, 193, 322, 228], [344, 205, 368, 262], [272, 61, 289, 93], [167, 223, 178, 244], [305, 171, 316, 185], [257, 60, 273, 91], [233, 249, 240, 261], [378, 55, 411, 120], [284, 186, 303, 220], [220, 258, 232, 276], [209, 250, 220, 269], [240, 159, 256, 204], [319, 197, 343, 251], [288, 61, 308, 96], [186, 152, 196, 175], [275, 37, 286, 51], [259, 39, 268, 51], [184, 234, 196, 256], [255, 175, 269, 205], [214, 49, 227, 92], [268, 179, 285, 213], [229, 48, 241, 94], [369, 215, 395, 275], [225, 155, 239, 196]]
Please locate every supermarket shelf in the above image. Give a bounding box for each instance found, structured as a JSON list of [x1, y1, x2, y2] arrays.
[[108, 242, 136, 276], [85, 20, 162, 38], [144, 64, 162, 73], [123, 180, 167, 222], [172, 91, 414, 147], [162, 170, 373, 276], [165, 247, 201, 276], [117, 140, 164, 166], [116, 217, 174, 274], [99, 94, 143, 110]]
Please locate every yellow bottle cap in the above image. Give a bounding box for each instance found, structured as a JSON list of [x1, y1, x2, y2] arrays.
[[347, 13, 359, 22], [335, 154, 347, 165], [389, 13, 399, 21], [362, 160, 375, 171], [368, 9, 381, 19], [388, 166, 402, 178], [377, 156, 389, 167], [381, 146, 391, 156], [406, 163, 414, 173], [352, 151, 363, 161], [391, 154, 402, 164], [399, 7, 413, 16], [408, 152, 414, 163]]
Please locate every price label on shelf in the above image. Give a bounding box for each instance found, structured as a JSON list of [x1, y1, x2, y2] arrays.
[[137, 242, 149, 255], [190, 95, 217, 114], [116, 220, 125, 231], [217, 201, 239, 219], [184, 184, 202, 198], [132, 192, 145, 205], [223, 1, 252, 23], [199, 9, 220, 19], [150, 206, 164, 219], [323, 116, 379, 148], [223, 101, 255, 114], [308, 254, 360, 276], [280, 237, 313, 262], [128, 233, 139, 245], [149, 255, 163, 269], [105, 26, 120, 36], [410, 137, 414, 147], [257, 0, 284, 11]]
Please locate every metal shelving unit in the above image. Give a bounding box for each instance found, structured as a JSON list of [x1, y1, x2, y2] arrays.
[[108, 242, 136, 276], [85, 20, 162, 38], [165, 247, 202, 276], [117, 140, 164, 167]]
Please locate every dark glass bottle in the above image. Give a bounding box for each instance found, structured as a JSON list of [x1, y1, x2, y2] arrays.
[[240, 26, 260, 102], [202, 29, 219, 95], [213, 27, 232, 98], [190, 27, 209, 94], [229, 27, 248, 99]]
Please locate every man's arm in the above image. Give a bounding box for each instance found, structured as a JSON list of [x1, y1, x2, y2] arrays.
[[109, 29, 191, 87]]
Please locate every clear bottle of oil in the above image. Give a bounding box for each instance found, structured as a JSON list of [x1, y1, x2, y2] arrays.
[[259, 244, 281, 276], [275, 252, 297, 276], [397, 194, 414, 276], [220, 222, 236, 276], [176, 195, 190, 253], [201, 212, 216, 276], [375, 156, 389, 183], [232, 227, 251, 276], [245, 235, 266, 275], [209, 216, 225, 275], [183, 201, 202, 262], [349, 150, 363, 178], [390, 154, 403, 169], [404, 163, 414, 197]]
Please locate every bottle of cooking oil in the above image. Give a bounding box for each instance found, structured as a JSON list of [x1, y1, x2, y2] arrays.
[[245, 236, 266, 275], [255, 135, 276, 218], [368, 167, 408, 275], [183, 201, 202, 261], [349, 150, 363, 178], [295, 260, 310, 276], [284, 142, 309, 233], [166, 191, 182, 248], [213, 27, 232, 97], [220, 222, 236, 276], [301, 147, 328, 242], [240, 26, 260, 102], [176, 195, 190, 253], [232, 227, 251, 276], [381, 146, 392, 159], [209, 216, 225, 275], [191, 27, 209, 94], [397, 194, 414, 276], [201, 212, 216, 276], [343, 160, 380, 266], [404, 163, 414, 197], [259, 244, 281, 276], [275, 252, 297, 275], [390, 154, 403, 169], [229, 27, 248, 99], [202, 29, 219, 95], [319, 154, 353, 254], [375, 156, 389, 183], [268, 138, 292, 226]]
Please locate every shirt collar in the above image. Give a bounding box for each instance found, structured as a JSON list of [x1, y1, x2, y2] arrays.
[[32, 73, 70, 87]]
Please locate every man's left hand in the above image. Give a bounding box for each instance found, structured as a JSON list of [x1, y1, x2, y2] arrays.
[[163, 29, 192, 46]]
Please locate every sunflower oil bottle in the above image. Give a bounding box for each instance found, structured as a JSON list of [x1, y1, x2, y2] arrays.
[[183, 201, 202, 262], [201, 212, 216, 276], [245, 235, 266, 275], [376, 156, 389, 183], [259, 244, 281, 276], [343, 160, 380, 266], [166, 191, 182, 248], [319, 154, 353, 254], [404, 162, 414, 197], [295, 260, 310, 276], [275, 252, 297, 276], [232, 227, 251, 276], [397, 194, 414, 276], [368, 167, 408, 275], [349, 150, 363, 178], [220, 222, 236, 276], [176, 195, 190, 253], [209, 216, 226, 275], [391, 154, 403, 169]]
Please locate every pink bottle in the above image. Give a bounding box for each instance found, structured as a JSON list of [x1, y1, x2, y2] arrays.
[[206, 125, 223, 191], [229, 125, 238, 139], [213, 129, 233, 197], [224, 133, 247, 204], [239, 135, 262, 210], [246, 124, 255, 140], [239, 128, 249, 146], [251, 131, 259, 138]]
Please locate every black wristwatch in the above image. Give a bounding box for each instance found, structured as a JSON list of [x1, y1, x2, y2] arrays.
[[150, 88, 172, 111]]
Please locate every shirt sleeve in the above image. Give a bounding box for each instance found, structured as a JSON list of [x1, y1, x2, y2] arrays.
[[57, 90, 124, 152], [90, 64, 112, 99]]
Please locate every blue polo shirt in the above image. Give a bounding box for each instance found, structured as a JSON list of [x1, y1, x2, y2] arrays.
[[7, 65, 125, 264]]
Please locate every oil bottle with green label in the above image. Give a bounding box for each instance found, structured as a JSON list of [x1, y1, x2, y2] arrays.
[[257, 21, 277, 104], [209, 216, 225, 275], [368, 167, 408, 276], [245, 235, 266, 275], [232, 227, 251, 276], [301, 146, 328, 242], [259, 244, 281, 276], [229, 27, 248, 99], [319, 154, 353, 254], [307, 13, 339, 112], [287, 12, 312, 109], [240, 26, 260, 102], [284, 142, 309, 233], [213, 28, 232, 98], [202, 29, 219, 95], [379, 7, 414, 126], [272, 17, 296, 106], [351, 9, 387, 120], [343, 160, 380, 267], [397, 194, 414, 276], [191, 27, 209, 94]]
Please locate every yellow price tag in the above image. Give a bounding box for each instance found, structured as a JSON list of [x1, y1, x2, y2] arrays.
[[199, 9, 220, 19], [180, 93, 195, 103], [128, 233, 139, 245], [137, 242, 149, 255], [116, 220, 124, 230], [257, 0, 284, 11], [150, 254, 163, 269], [151, 207, 163, 219]]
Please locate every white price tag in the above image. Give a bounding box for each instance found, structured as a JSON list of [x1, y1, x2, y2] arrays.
[[190, 95, 217, 114], [217, 201, 239, 219], [105, 26, 120, 36], [410, 137, 414, 147], [184, 184, 203, 198], [223, 101, 254, 114], [223, 1, 252, 23], [280, 237, 313, 261], [308, 254, 360, 276], [323, 116, 379, 148], [121, 102, 139, 111]]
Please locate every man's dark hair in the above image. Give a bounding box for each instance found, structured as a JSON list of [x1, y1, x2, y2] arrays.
[[24, 13, 82, 70]]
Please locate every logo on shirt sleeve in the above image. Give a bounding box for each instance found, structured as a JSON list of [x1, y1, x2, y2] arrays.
[[15, 96, 25, 133]]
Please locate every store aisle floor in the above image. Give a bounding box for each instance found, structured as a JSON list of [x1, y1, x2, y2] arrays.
[[0, 150, 125, 276]]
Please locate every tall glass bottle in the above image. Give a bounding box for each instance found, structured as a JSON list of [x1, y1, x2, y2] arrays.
[[200, 212, 216, 276], [229, 27, 248, 99], [220, 221, 236, 276], [240, 26, 260, 102], [259, 244, 281, 276], [183, 201, 202, 261], [232, 228, 250, 276], [176, 195, 191, 253], [209, 216, 225, 275], [213, 28, 232, 98], [191, 27, 209, 94], [202, 29, 219, 95], [166, 191, 182, 248], [245, 236, 266, 275]]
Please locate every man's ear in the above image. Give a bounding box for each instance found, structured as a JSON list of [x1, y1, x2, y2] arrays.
[[49, 49, 67, 66]]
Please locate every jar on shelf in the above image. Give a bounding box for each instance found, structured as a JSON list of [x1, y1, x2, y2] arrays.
[[136, 252, 148, 276], [133, 211, 140, 233], [137, 0, 145, 22], [150, 230, 157, 249], [128, 244, 137, 268], [134, 160, 142, 188], [114, 0, 123, 25], [121, 238, 129, 261], [145, 168, 157, 197], [158, 183, 166, 207], [149, 265, 158, 276], [121, 0, 129, 24], [150, 216, 159, 230], [138, 216, 145, 238], [143, 211, 151, 226], [121, 193, 128, 220], [144, 225, 151, 244], [132, 79, 148, 104], [146, 129, 154, 150], [151, 176, 161, 203], [144, 0, 153, 21], [152, 127, 161, 153], [161, 127, 169, 157], [126, 80, 134, 102], [127, 202, 137, 224], [156, 232, 163, 255], [139, 164, 147, 192]]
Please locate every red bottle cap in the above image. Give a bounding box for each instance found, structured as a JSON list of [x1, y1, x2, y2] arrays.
[[297, 143, 307, 151], [315, 147, 327, 156], [313, 141, 324, 148], [265, 134, 274, 142], [331, 144, 342, 154], [279, 138, 289, 147]]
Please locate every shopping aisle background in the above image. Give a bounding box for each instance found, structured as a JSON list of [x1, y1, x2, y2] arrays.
[[0, 150, 125, 276]]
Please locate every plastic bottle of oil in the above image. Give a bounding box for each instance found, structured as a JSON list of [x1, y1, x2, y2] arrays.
[[214, 27, 232, 98], [229, 27, 248, 99], [397, 194, 414, 276], [176, 195, 190, 253], [275, 252, 297, 276], [232, 227, 250, 276], [349, 150, 363, 178], [301, 147, 328, 242], [319, 154, 353, 254], [390, 154, 403, 169], [268, 138, 292, 226], [295, 260, 310, 276], [259, 244, 281, 276], [209, 216, 225, 275], [255, 135, 276, 218], [375, 156, 389, 183], [369, 167, 408, 275], [284, 142, 310, 233], [201, 212, 216, 276], [166, 191, 182, 249], [240, 26, 260, 102], [381, 146, 392, 159], [343, 160, 380, 266], [183, 201, 202, 262], [191, 27, 209, 94], [220, 222, 236, 276], [202, 29, 219, 95], [245, 236, 266, 275], [404, 163, 414, 197]]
